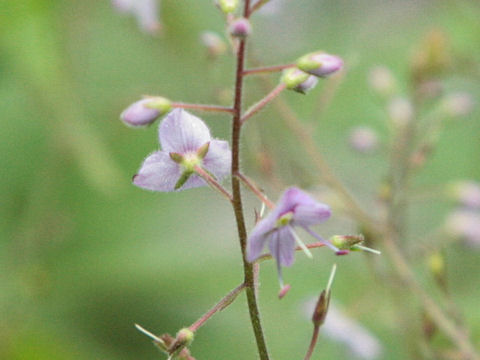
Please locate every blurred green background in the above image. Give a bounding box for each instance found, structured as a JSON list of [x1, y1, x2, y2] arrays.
[[1, 0, 479, 359]]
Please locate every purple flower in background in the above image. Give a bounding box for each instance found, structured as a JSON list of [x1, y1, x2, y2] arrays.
[[112, 0, 161, 34], [247, 187, 335, 285], [133, 109, 231, 192]]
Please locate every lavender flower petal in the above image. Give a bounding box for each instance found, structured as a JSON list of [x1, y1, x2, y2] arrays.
[[247, 217, 276, 262], [159, 109, 212, 153], [268, 227, 296, 267], [202, 139, 232, 181], [133, 152, 181, 191]]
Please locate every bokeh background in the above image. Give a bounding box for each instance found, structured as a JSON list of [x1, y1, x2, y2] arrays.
[[1, 0, 479, 359]]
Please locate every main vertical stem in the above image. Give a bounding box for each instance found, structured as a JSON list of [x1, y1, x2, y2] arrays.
[[230, 1, 270, 359]]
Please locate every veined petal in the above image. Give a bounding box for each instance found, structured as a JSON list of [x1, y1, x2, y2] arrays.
[[179, 174, 208, 191], [202, 139, 231, 181], [133, 151, 181, 192], [268, 226, 296, 267], [293, 202, 331, 227], [159, 109, 211, 154], [247, 217, 276, 263]]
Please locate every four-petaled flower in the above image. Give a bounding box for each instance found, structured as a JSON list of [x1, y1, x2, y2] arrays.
[[133, 109, 231, 192], [247, 187, 336, 285]]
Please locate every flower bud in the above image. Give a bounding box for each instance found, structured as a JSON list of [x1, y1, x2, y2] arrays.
[[312, 289, 330, 326], [281, 68, 309, 90], [297, 51, 343, 78], [229, 18, 252, 38], [447, 181, 480, 209], [445, 210, 480, 248], [330, 234, 364, 250], [348, 126, 379, 153], [200, 31, 227, 58], [168, 328, 195, 358], [388, 97, 413, 127], [294, 75, 318, 94], [216, 0, 239, 14], [440, 92, 474, 118], [121, 97, 171, 127], [368, 66, 396, 97], [427, 251, 445, 279]]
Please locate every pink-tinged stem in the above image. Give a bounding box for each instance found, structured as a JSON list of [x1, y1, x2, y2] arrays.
[[303, 326, 320, 360], [242, 64, 296, 76], [189, 283, 246, 332], [248, 0, 269, 16], [229, 0, 271, 359], [241, 83, 287, 125], [235, 172, 275, 209], [256, 241, 326, 262], [172, 102, 235, 114], [193, 165, 233, 202]]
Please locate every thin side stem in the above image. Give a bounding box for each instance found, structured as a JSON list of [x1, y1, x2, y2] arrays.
[[235, 172, 275, 209], [241, 83, 287, 125], [172, 102, 234, 114], [193, 165, 233, 202], [189, 283, 246, 332], [303, 325, 320, 360], [248, 0, 270, 16], [229, 1, 270, 359], [257, 241, 326, 262], [242, 64, 296, 76]]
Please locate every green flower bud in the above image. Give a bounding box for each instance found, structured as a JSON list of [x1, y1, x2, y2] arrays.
[[216, 0, 239, 14], [168, 328, 195, 358], [145, 96, 172, 115], [281, 68, 309, 90]]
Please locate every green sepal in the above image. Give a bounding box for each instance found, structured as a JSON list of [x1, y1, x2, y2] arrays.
[[297, 52, 322, 72], [196, 142, 210, 159], [281, 68, 309, 90], [174, 171, 193, 190], [169, 152, 184, 164], [145, 96, 172, 115]]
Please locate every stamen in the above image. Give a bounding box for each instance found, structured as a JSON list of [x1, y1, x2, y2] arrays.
[[303, 227, 340, 252], [326, 263, 337, 293], [353, 244, 382, 255], [135, 324, 164, 344], [289, 227, 313, 259]]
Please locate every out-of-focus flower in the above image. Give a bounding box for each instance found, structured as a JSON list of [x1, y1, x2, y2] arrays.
[[112, 0, 161, 34], [348, 126, 379, 153], [302, 301, 383, 360], [200, 31, 227, 58], [445, 210, 480, 248], [257, 0, 285, 15], [229, 18, 252, 38], [297, 52, 343, 78], [216, 0, 239, 14], [133, 109, 231, 192], [368, 66, 396, 97], [247, 187, 333, 285], [448, 181, 480, 209], [440, 92, 475, 118], [121, 97, 172, 127], [388, 97, 413, 127]]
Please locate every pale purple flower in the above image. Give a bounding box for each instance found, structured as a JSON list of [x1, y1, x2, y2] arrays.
[[121, 98, 171, 127], [112, 0, 161, 34], [133, 109, 231, 192], [348, 126, 379, 153], [297, 52, 344, 78], [247, 187, 334, 284]]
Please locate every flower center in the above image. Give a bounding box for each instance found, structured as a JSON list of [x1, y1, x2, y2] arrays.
[[276, 211, 293, 227], [181, 153, 202, 172]]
